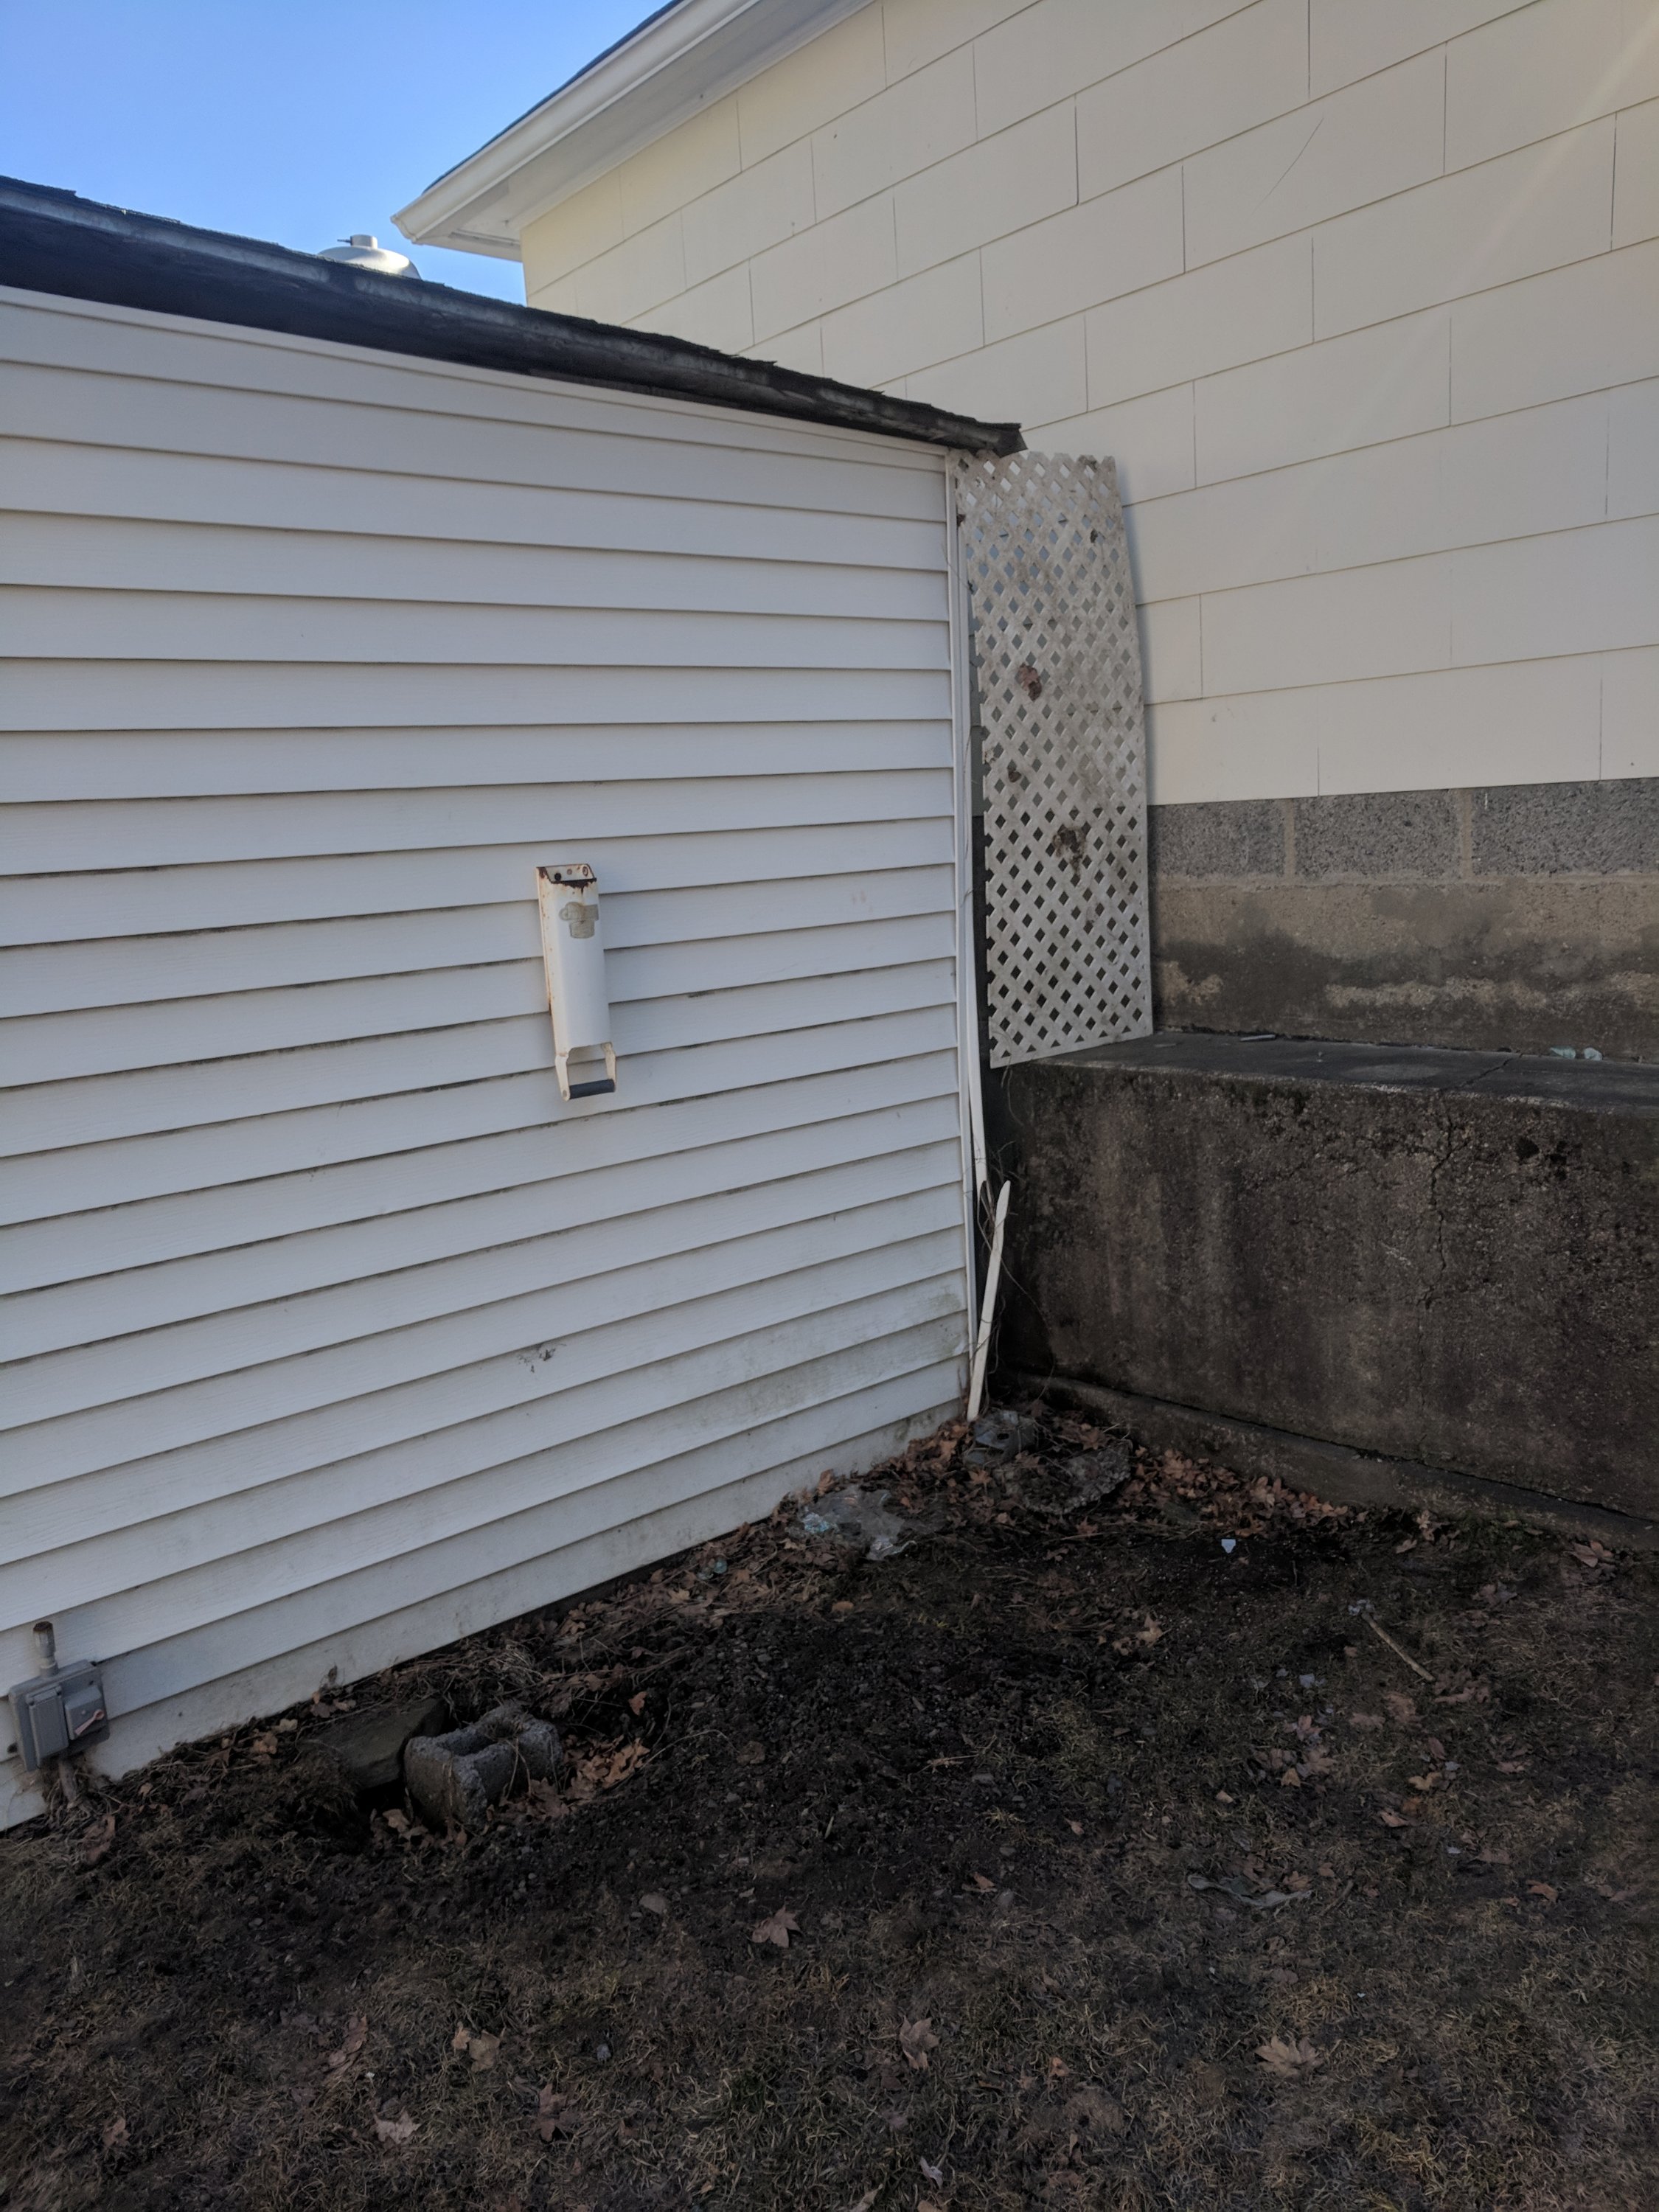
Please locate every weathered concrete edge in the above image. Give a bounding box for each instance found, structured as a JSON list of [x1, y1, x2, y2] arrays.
[[1006, 1370, 1659, 1553]]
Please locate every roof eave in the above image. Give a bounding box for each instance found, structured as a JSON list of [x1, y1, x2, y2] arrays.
[[0, 177, 1023, 458], [395, 0, 868, 258]]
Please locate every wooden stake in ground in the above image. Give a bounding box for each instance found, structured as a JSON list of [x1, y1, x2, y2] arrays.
[[1363, 1614, 1433, 1681]]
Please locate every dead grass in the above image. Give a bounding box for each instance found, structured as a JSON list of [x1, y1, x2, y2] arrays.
[[2, 1420, 1655, 2211]]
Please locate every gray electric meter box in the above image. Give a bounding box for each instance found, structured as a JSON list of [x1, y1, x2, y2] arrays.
[[8, 1658, 109, 1770]]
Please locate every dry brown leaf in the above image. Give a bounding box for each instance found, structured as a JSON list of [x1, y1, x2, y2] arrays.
[[327, 2016, 368, 2071], [751, 1906, 799, 1949], [451, 2025, 501, 2070], [524, 1776, 567, 1821], [628, 1691, 647, 1715], [968, 1871, 996, 1892], [1349, 1713, 1384, 1730], [1377, 1809, 1408, 1829], [900, 2017, 939, 2072], [1382, 1691, 1417, 1724], [1496, 1759, 1529, 1774], [373, 2112, 417, 2145], [535, 2086, 577, 2140], [616, 1742, 650, 1786], [1587, 1877, 1638, 1904], [80, 1813, 117, 1865], [102, 2115, 128, 2149], [1256, 2036, 1324, 2079], [1047, 2056, 1071, 2079], [1528, 1881, 1559, 1902]]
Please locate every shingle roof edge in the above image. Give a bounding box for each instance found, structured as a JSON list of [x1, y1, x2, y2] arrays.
[[0, 178, 1023, 457]]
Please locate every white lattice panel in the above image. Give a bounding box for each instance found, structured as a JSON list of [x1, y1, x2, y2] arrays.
[[954, 452, 1152, 1068]]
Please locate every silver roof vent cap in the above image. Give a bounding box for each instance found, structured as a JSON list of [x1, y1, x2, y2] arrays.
[[318, 233, 420, 278]]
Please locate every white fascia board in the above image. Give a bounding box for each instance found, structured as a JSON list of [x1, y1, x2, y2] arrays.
[[395, 0, 869, 260]]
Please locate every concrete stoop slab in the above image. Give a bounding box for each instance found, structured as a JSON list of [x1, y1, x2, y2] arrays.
[[991, 1034, 1658, 1530]]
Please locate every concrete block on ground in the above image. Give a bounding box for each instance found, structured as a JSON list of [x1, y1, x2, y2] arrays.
[[404, 1703, 562, 1829]]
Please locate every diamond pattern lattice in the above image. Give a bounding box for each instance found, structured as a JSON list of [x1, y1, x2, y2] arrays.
[[954, 452, 1152, 1068]]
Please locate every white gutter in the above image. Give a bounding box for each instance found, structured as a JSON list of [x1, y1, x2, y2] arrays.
[[396, 0, 869, 260]]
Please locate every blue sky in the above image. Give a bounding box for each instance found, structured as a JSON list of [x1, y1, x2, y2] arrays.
[[0, 1, 660, 301]]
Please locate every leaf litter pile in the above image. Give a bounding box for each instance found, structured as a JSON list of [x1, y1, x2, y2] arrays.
[[3, 1412, 1656, 2211]]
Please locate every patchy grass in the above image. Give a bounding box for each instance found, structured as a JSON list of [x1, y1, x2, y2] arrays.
[[2, 1419, 1655, 2211]]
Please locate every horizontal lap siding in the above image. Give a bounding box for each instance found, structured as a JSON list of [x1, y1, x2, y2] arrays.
[[0, 288, 968, 1824]]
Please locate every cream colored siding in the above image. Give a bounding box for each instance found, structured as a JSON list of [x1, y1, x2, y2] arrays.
[[0, 287, 973, 1825], [522, 0, 1659, 799]]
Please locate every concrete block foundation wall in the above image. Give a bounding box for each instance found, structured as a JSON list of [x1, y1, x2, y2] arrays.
[[1150, 775, 1659, 1059]]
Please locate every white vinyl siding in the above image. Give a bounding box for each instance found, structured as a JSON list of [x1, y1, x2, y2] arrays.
[[0, 287, 972, 1825]]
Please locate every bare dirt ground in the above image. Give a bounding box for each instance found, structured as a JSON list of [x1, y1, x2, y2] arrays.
[[3, 1413, 1655, 2212]]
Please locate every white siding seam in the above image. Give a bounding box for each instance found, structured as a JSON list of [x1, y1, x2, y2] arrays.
[[1150, 642, 1657, 703], [1120, 369, 1656, 505], [566, 40, 1632, 313], [688, 127, 1632, 425], [1134, 507, 1659, 605]]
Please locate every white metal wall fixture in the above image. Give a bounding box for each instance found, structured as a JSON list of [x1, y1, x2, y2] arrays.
[[953, 453, 1152, 1068], [536, 863, 618, 1100]]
